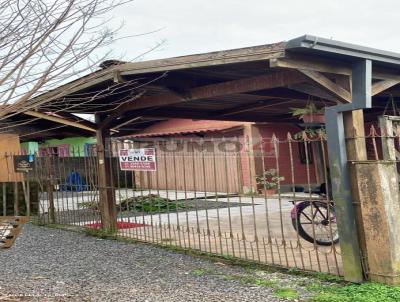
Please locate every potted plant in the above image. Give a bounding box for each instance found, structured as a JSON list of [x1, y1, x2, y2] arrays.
[[290, 103, 325, 124], [293, 127, 326, 140], [256, 168, 284, 196]]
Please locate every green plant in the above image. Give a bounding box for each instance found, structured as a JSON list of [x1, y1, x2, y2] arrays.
[[119, 194, 187, 213], [293, 127, 326, 140], [256, 169, 284, 189], [191, 268, 215, 276], [274, 288, 299, 300], [78, 200, 99, 211], [310, 282, 400, 302], [290, 103, 324, 120]]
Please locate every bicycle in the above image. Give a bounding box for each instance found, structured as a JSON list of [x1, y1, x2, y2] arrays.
[[289, 183, 339, 246]]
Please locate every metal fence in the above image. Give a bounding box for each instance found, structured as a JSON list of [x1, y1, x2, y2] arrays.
[[1, 131, 340, 276], [3, 120, 400, 275]]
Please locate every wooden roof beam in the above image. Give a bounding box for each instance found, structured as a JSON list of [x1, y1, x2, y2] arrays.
[[218, 100, 294, 117], [24, 111, 96, 133], [270, 57, 352, 76], [99, 70, 306, 129], [297, 69, 351, 103], [372, 79, 400, 96]]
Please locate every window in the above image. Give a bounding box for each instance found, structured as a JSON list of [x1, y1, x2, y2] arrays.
[[298, 141, 313, 164]]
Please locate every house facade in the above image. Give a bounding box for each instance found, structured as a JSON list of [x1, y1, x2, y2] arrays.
[[22, 137, 96, 157], [128, 118, 321, 193]]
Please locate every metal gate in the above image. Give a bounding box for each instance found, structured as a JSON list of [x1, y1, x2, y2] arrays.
[[1, 132, 343, 275]]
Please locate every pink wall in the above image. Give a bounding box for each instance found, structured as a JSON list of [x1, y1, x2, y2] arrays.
[[132, 119, 319, 192], [257, 124, 317, 186]]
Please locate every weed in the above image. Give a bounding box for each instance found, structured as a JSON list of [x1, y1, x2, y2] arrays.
[[119, 194, 187, 213], [160, 238, 174, 243], [310, 282, 400, 302], [274, 288, 299, 300], [221, 274, 277, 288], [191, 268, 214, 276]]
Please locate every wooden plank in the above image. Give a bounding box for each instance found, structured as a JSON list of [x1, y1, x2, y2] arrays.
[[0, 216, 28, 248], [100, 71, 305, 129], [55, 111, 98, 129], [270, 57, 352, 76], [371, 79, 400, 96], [297, 69, 351, 103], [119, 43, 285, 76], [271, 57, 400, 81], [0, 134, 23, 183], [24, 111, 96, 133]]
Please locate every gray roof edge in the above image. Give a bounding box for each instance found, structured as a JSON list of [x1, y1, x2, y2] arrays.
[[286, 35, 400, 65]]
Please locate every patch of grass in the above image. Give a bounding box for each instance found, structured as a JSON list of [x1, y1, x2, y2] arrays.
[[191, 268, 215, 276], [160, 238, 174, 243], [84, 227, 117, 239], [310, 282, 400, 302], [274, 288, 299, 300], [254, 278, 278, 288], [119, 194, 187, 213], [221, 274, 277, 288], [313, 272, 343, 283]]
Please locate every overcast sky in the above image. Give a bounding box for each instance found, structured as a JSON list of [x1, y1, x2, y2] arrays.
[[107, 0, 400, 62]]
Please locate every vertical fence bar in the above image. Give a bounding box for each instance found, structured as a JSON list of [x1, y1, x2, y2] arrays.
[[2, 182, 6, 216]]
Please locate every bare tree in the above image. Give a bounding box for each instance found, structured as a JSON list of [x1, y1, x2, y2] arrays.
[[0, 0, 133, 119]]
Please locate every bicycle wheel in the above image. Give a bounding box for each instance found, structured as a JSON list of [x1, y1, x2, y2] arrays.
[[291, 200, 339, 246]]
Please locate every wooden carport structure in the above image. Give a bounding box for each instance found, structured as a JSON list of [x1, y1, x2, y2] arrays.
[[10, 35, 400, 283]]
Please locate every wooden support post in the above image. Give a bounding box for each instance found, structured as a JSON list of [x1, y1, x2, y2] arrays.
[[96, 115, 117, 231], [343, 109, 369, 275], [2, 183, 6, 216], [379, 116, 396, 161], [243, 124, 264, 193]]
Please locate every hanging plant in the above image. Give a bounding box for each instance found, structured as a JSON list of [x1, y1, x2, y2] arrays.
[[290, 103, 325, 124], [293, 127, 326, 140]]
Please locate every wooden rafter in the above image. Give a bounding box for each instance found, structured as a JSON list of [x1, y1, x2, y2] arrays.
[[112, 116, 143, 130], [218, 100, 294, 117], [270, 57, 352, 76], [24, 110, 96, 133], [99, 70, 306, 129], [53, 111, 97, 129], [297, 69, 351, 103], [372, 79, 400, 96]]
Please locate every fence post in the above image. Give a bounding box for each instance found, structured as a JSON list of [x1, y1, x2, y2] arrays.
[[96, 115, 117, 231], [351, 160, 400, 284]]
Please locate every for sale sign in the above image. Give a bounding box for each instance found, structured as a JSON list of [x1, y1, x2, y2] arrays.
[[119, 148, 157, 171]]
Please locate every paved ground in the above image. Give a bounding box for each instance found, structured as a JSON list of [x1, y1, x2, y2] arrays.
[[0, 224, 322, 302]]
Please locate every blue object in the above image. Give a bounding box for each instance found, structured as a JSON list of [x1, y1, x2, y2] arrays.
[[60, 171, 87, 192]]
